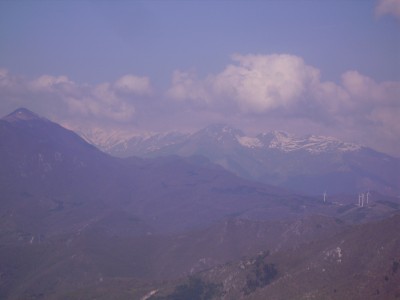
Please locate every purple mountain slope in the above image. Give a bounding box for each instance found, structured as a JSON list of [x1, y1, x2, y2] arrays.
[[0, 108, 399, 299], [84, 123, 400, 196], [0, 108, 328, 236]]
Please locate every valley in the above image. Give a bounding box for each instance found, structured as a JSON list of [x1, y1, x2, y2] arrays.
[[0, 108, 399, 299]]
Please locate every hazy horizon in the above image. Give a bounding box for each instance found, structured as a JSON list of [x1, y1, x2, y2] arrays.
[[1, 0, 399, 156], [1, 3, 400, 297]]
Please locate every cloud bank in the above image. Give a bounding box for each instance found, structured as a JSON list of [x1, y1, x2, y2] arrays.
[[168, 54, 320, 114], [0, 69, 152, 123], [375, 0, 400, 19], [1, 53, 399, 156], [167, 54, 400, 155], [167, 54, 399, 120]]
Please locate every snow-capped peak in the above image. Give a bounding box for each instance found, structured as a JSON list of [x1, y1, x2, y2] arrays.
[[303, 135, 361, 153], [62, 125, 148, 152], [68, 123, 362, 157], [257, 131, 361, 154], [195, 124, 244, 143], [236, 135, 264, 148]]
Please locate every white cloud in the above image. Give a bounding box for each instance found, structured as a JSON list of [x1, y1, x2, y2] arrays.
[[0, 68, 25, 92], [166, 53, 400, 155], [0, 70, 152, 123], [167, 54, 322, 114], [375, 0, 400, 19], [168, 54, 326, 115], [114, 74, 152, 95], [213, 54, 320, 113], [167, 54, 399, 120], [65, 82, 136, 122], [167, 70, 211, 106], [0, 69, 13, 88], [30, 75, 73, 91], [341, 70, 400, 104], [1, 56, 399, 156]]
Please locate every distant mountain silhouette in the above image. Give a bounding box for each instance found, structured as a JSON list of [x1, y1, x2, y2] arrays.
[[81, 123, 400, 196]]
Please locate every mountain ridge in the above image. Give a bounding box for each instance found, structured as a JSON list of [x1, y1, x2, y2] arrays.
[[2, 107, 44, 122], [0, 107, 399, 299], [75, 123, 400, 196], [0, 107, 328, 236], [76, 123, 365, 156]]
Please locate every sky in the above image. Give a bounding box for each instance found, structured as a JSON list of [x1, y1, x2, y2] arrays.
[[0, 0, 399, 156]]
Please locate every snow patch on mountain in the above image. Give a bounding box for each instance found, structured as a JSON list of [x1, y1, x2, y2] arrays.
[[261, 131, 361, 154], [303, 135, 361, 154], [139, 131, 189, 152], [236, 136, 263, 148], [72, 123, 362, 157], [63, 125, 148, 152], [267, 131, 300, 152]]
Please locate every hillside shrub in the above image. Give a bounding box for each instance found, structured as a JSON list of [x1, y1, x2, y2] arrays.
[[154, 277, 222, 300], [243, 252, 278, 295]]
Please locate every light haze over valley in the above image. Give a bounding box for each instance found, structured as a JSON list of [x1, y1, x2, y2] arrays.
[[0, 1, 399, 299]]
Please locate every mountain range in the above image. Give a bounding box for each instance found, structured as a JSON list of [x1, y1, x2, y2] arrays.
[[0, 109, 306, 236], [0, 108, 399, 299], [78, 123, 400, 197]]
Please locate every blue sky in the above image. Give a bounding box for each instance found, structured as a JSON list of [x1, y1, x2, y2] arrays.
[[0, 0, 399, 156], [1, 0, 398, 84]]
